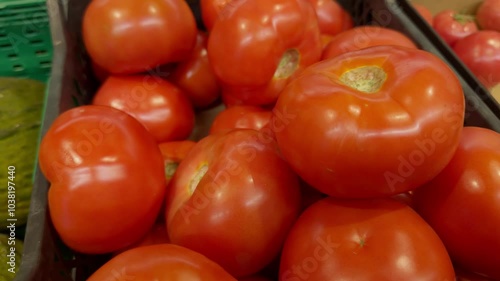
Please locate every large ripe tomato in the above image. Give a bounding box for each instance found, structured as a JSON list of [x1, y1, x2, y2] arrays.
[[476, 0, 500, 32], [92, 75, 195, 143], [208, 0, 322, 106], [165, 129, 302, 277], [453, 31, 500, 89], [169, 31, 221, 109], [273, 45, 465, 198], [38, 105, 166, 254], [87, 244, 236, 281], [279, 198, 455, 280], [306, 0, 353, 45], [322, 26, 417, 60], [433, 10, 478, 47], [412, 126, 500, 280], [209, 105, 272, 134], [82, 0, 197, 74]]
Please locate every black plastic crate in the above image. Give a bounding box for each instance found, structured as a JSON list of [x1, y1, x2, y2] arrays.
[[14, 0, 500, 280]]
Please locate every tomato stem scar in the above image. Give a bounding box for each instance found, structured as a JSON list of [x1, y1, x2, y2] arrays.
[[274, 49, 300, 79], [339, 65, 387, 93], [189, 164, 209, 194], [165, 162, 179, 180]]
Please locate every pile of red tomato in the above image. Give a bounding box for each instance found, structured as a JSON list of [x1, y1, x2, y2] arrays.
[[416, 0, 500, 90], [37, 0, 500, 280]]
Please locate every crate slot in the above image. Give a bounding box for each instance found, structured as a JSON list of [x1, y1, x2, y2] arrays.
[[7, 53, 18, 59], [12, 64, 24, 71], [35, 49, 48, 56], [0, 42, 12, 50], [39, 60, 51, 68], [30, 38, 44, 45]]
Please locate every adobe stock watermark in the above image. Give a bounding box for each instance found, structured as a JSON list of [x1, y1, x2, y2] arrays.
[[179, 105, 297, 224], [280, 235, 340, 281], [383, 104, 465, 191]]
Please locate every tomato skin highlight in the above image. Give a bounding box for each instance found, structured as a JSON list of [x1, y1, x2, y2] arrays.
[[274, 45, 465, 198], [413, 126, 500, 280], [82, 0, 197, 74], [87, 244, 237, 281], [207, 0, 322, 106], [166, 129, 302, 277], [92, 75, 196, 143], [38, 105, 167, 254], [279, 197, 456, 281]]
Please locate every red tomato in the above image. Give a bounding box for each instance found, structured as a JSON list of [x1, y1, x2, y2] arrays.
[[306, 0, 353, 38], [209, 105, 272, 134], [165, 129, 302, 277], [476, 0, 500, 32], [38, 105, 166, 254], [412, 3, 434, 26], [433, 10, 478, 47], [200, 0, 232, 31], [169, 31, 221, 109], [279, 198, 455, 280], [413, 126, 500, 280], [453, 31, 500, 89], [87, 244, 237, 281], [208, 0, 322, 106], [158, 140, 197, 185], [82, 0, 197, 74], [92, 75, 195, 143], [273, 46, 465, 198], [322, 26, 417, 60]]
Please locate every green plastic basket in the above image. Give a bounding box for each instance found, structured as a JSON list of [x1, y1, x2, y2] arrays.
[[0, 0, 53, 80]]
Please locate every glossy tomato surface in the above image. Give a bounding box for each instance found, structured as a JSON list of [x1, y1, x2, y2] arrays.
[[208, 0, 322, 106], [476, 0, 500, 32], [82, 0, 197, 74], [413, 127, 500, 280], [166, 129, 302, 277], [322, 26, 417, 60], [209, 105, 272, 134], [274, 45, 465, 198], [169, 31, 221, 109], [92, 75, 195, 143], [88, 244, 237, 281], [453, 31, 500, 89], [38, 106, 166, 254], [433, 10, 478, 47], [279, 198, 455, 281]]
